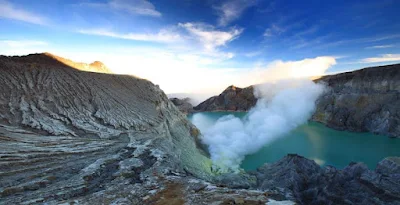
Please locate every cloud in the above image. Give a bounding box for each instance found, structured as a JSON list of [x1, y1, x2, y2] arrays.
[[368, 34, 400, 42], [214, 0, 256, 26], [241, 56, 337, 86], [0, 40, 49, 56], [179, 22, 243, 52], [83, 0, 161, 17], [0, 40, 48, 47], [78, 29, 181, 43], [0, 0, 47, 25], [313, 34, 400, 50], [361, 54, 400, 63], [244, 51, 262, 57], [295, 26, 318, 37], [365, 44, 394, 49], [78, 22, 242, 60], [109, 0, 161, 17], [49, 47, 335, 100], [79, 23, 242, 51], [263, 24, 285, 37]]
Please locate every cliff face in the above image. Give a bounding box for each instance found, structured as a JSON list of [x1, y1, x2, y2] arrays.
[[194, 85, 256, 112], [312, 64, 400, 137]]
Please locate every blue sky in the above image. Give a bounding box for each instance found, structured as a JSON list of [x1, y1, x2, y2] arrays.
[[1, 0, 400, 94]]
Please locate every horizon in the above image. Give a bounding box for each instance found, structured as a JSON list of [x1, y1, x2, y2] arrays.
[[1, 0, 400, 95]]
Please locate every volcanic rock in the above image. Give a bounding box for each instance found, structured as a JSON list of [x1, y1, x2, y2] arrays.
[[194, 85, 256, 112], [170, 97, 194, 114]]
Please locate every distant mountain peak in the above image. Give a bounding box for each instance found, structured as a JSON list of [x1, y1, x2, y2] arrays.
[[90, 61, 105, 68], [223, 85, 241, 92]]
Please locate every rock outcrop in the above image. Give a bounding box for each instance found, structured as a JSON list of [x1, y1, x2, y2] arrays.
[[170, 97, 194, 114], [194, 85, 256, 112], [312, 64, 400, 137], [252, 154, 400, 205]]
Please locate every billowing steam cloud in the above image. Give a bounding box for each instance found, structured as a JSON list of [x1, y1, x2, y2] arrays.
[[191, 57, 337, 172], [196, 80, 326, 172]]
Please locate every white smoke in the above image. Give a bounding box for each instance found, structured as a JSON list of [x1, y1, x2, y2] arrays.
[[196, 80, 327, 172], [189, 57, 337, 172]]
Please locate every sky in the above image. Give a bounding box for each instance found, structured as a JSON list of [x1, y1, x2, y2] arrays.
[[1, 0, 400, 96]]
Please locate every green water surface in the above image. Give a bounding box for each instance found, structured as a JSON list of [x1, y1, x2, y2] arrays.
[[188, 112, 400, 170]]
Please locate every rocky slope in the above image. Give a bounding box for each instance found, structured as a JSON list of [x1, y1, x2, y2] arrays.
[[312, 63, 400, 137], [194, 85, 256, 112], [0, 53, 210, 203]]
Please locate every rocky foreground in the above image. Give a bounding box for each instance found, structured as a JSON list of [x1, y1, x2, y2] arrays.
[[0, 53, 399, 204], [193, 64, 400, 137]]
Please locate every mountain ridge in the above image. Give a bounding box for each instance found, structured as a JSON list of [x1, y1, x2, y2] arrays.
[[0, 52, 113, 74]]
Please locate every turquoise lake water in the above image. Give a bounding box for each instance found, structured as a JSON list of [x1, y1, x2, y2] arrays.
[[188, 112, 400, 170]]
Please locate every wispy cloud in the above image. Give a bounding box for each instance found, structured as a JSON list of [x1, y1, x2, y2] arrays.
[[365, 44, 394, 49], [179, 22, 242, 53], [78, 22, 242, 64], [78, 29, 180, 43], [244, 51, 262, 57], [83, 0, 161, 17], [0, 40, 48, 47], [263, 24, 285, 37], [307, 34, 400, 50], [79, 22, 243, 56], [295, 26, 318, 37], [214, 0, 256, 26], [362, 54, 400, 63], [0, 0, 48, 25], [366, 34, 400, 42], [0, 39, 49, 56]]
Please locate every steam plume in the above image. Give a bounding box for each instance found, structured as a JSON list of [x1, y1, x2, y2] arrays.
[[194, 80, 326, 172]]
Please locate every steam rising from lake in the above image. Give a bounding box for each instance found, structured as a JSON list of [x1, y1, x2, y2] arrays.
[[192, 79, 326, 172]]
